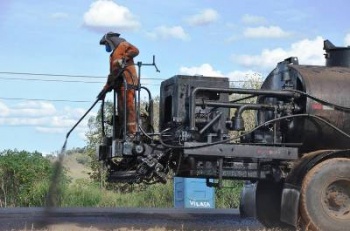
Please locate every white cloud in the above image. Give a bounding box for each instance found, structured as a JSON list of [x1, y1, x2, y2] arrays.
[[11, 101, 56, 117], [186, 9, 219, 26], [50, 116, 77, 127], [179, 64, 224, 77], [0, 117, 50, 126], [62, 106, 86, 120], [345, 33, 350, 46], [234, 36, 325, 70], [35, 127, 68, 134], [227, 70, 262, 82], [0, 101, 92, 135], [241, 14, 267, 25], [0, 101, 10, 116], [178, 64, 262, 86], [83, 0, 140, 31], [243, 26, 290, 38], [147, 26, 190, 41]]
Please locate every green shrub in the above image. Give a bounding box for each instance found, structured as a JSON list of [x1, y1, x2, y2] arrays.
[[216, 180, 243, 208], [27, 180, 50, 207], [61, 179, 101, 207], [131, 182, 173, 207], [58, 179, 173, 208]]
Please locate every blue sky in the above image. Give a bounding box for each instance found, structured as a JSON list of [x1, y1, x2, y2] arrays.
[[1, 0, 350, 154]]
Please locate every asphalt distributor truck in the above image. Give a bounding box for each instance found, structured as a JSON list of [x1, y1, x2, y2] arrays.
[[95, 40, 350, 230]]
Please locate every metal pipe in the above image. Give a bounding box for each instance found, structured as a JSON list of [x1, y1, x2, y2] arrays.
[[189, 87, 299, 130], [113, 90, 117, 140], [141, 86, 154, 128], [123, 76, 127, 140], [235, 104, 276, 116], [136, 62, 142, 141], [218, 158, 223, 188], [199, 112, 222, 135], [135, 57, 159, 141], [199, 101, 276, 110], [234, 104, 276, 131], [101, 99, 105, 138]]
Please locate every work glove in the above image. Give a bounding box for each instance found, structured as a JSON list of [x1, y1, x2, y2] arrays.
[[96, 88, 107, 100], [97, 74, 115, 100], [115, 58, 126, 68], [96, 84, 112, 100], [106, 74, 115, 86], [116, 59, 123, 66]]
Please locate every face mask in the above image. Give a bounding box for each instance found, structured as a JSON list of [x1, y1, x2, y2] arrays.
[[105, 44, 112, 52]]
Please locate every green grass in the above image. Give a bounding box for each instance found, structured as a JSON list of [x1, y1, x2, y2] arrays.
[[45, 152, 242, 208], [60, 179, 174, 208]]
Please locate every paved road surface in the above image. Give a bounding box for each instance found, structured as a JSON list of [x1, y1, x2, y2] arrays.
[[0, 207, 264, 231]]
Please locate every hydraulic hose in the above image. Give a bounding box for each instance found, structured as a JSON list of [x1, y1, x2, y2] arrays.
[[285, 89, 350, 112], [159, 113, 350, 149]]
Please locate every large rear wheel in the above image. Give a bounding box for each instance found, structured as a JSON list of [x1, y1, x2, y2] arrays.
[[300, 158, 350, 231]]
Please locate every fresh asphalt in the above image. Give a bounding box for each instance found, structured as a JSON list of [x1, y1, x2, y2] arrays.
[[0, 207, 264, 230]]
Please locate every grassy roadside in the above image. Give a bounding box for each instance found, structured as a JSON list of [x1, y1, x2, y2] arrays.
[[42, 152, 242, 208]]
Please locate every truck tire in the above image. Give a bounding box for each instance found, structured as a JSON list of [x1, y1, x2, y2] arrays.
[[300, 158, 350, 231]]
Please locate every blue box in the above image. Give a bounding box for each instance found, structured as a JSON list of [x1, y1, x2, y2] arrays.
[[173, 177, 215, 209]]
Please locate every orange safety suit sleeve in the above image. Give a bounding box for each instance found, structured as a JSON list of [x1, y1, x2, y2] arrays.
[[110, 41, 139, 74]]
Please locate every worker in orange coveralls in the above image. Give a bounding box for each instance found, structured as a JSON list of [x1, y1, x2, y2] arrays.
[[99, 32, 139, 136]]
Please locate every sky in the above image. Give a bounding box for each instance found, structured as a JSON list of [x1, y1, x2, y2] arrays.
[[1, 0, 350, 154]]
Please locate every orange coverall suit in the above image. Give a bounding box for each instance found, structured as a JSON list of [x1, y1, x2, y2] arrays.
[[107, 41, 139, 135]]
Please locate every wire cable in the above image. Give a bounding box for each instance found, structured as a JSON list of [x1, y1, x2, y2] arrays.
[[0, 71, 258, 84], [0, 76, 162, 86], [285, 89, 350, 112], [0, 97, 93, 103], [0, 76, 103, 83]]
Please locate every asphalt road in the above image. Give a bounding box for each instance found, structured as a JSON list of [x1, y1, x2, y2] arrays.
[[0, 207, 264, 231]]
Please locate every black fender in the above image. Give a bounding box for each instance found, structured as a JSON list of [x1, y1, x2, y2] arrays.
[[281, 149, 350, 227]]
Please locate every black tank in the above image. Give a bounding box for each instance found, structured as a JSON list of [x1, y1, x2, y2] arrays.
[[259, 42, 350, 153]]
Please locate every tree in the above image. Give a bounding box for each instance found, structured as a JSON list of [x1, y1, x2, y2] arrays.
[[0, 150, 53, 207], [85, 101, 113, 188]]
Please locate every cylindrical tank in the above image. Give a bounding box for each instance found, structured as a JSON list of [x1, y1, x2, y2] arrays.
[[324, 40, 350, 68], [259, 61, 350, 153]]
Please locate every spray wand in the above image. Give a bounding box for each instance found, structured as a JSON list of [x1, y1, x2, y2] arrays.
[[46, 86, 109, 208]]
